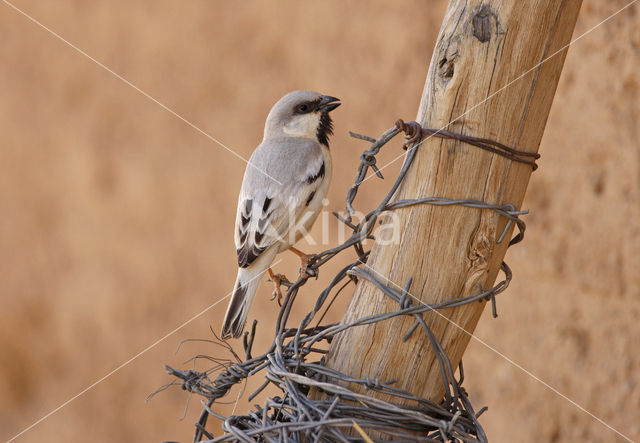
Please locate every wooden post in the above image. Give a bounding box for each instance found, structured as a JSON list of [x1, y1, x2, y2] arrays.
[[324, 1, 582, 405]]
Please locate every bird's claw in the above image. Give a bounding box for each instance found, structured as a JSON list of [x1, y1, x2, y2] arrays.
[[268, 273, 289, 306]]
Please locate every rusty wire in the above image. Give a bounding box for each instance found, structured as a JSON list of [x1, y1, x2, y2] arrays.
[[158, 120, 537, 442]]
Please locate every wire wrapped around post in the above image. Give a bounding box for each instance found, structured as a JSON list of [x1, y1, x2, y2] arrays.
[[156, 119, 536, 442]]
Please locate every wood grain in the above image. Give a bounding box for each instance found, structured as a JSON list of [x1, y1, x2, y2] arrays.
[[323, 0, 582, 405]]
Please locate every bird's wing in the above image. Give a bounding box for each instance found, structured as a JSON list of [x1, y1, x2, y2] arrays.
[[235, 138, 326, 268]]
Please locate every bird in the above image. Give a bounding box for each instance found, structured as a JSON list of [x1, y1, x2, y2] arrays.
[[221, 90, 341, 339]]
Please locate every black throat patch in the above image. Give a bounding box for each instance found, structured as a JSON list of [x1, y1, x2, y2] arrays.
[[316, 112, 334, 148]]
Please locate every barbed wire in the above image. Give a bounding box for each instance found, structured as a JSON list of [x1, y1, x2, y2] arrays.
[[157, 119, 537, 442]]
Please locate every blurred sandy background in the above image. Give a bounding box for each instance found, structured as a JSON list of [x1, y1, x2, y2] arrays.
[[1, 1, 638, 442]]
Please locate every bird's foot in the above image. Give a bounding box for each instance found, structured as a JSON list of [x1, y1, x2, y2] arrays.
[[298, 253, 318, 279], [267, 271, 290, 307], [289, 247, 318, 278]]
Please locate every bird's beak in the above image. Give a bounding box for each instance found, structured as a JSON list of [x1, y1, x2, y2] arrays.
[[318, 95, 341, 112]]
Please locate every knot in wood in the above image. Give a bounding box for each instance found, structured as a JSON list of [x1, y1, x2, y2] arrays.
[[468, 224, 493, 271], [437, 37, 460, 82], [471, 5, 497, 43]]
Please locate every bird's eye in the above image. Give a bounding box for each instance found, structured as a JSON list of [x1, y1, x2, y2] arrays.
[[296, 104, 309, 113]]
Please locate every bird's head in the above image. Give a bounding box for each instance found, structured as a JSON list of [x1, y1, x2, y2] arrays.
[[263, 90, 341, 147]]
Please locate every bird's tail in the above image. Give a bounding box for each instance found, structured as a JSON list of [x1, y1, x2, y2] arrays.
[[221, 267, 264, 339]]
